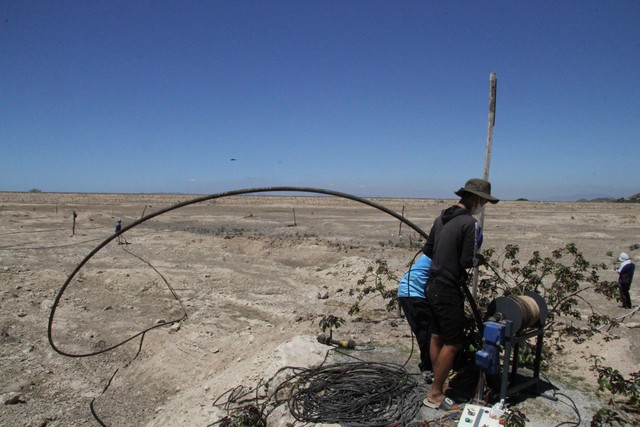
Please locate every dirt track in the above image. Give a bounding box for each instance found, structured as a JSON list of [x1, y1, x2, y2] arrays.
[[1, 192, 638, 426]]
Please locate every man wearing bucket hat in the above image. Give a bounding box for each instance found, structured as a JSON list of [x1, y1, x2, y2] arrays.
[[422, 178, 499, 410]]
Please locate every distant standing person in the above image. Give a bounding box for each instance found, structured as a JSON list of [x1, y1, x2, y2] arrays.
[[72, 210, 78, 235], [115, 219, 124, 245], [616, 252, 635, 309], [397, 253, 433, 383]]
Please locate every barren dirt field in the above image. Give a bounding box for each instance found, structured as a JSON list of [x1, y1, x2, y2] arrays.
[[1, 192, 638, 427]]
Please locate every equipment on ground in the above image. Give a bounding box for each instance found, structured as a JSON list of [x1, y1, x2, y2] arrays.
[[316, 333, 356, 349], [475, 291, 550, 401], [456, 402, 507, 427]]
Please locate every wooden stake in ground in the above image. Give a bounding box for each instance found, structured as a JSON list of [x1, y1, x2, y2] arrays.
[[472, 72, 497, 299], [398, 205, 405, 237], [483, 72, 497, 181]]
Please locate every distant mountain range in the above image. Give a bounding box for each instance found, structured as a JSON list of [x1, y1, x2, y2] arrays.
[[514, 193, 640, 202], [576, 193, 640, 203]]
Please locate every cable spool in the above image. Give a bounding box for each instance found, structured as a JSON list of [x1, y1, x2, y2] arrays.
[[487, 291, 547, 334], [512, 295, 540, 330]]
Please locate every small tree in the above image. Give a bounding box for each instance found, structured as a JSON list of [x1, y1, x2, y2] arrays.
[[348, 259, 399, 316], [478, 243, 618, 350], [318, 315, 345, 340], [345, 244, 619, 351], [590, 356, 640, 426]]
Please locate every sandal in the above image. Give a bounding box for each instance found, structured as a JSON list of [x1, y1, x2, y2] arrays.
[[423, 396, 459, 411]]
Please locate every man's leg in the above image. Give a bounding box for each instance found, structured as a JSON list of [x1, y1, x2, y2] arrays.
[[623, 286, 632, 308], [429, 332, 443, 372], [427, 335, 461, 404], [417, 327, 432, 373], [413, 299, 432, 373], [428, 333, 443, 399], [620, 283, 632, 308], [400, 298, 432, 373]]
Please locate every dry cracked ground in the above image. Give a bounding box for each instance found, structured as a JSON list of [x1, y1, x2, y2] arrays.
[[0, 192, 638, 426]]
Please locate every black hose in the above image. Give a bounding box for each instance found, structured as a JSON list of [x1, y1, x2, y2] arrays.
[[47, 186, 429, 357]]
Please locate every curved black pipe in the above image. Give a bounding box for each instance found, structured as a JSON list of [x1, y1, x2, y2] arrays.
[[48, 186, 429, 357]]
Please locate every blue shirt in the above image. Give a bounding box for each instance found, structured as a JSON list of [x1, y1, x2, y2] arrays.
[[397, 254, 432, 298]]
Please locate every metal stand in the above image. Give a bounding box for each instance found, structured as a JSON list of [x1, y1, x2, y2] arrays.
[[499, 320, 555, 401]]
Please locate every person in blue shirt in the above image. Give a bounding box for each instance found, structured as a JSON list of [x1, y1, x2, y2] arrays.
[[397, 253, 433, 381]]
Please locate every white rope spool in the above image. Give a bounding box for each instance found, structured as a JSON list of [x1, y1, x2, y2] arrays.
[[487, 291, 547, 334], [510, 295, 541, 330]]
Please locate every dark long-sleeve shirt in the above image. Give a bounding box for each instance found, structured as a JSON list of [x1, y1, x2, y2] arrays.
[[618, 262, 635, 286], [423, 205, 480, 287]]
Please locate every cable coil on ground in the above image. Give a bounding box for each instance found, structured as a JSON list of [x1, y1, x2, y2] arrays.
[[270, 362, 425, 427]]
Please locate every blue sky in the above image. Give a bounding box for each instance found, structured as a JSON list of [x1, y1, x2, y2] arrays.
[[2, 1, 639, 201]]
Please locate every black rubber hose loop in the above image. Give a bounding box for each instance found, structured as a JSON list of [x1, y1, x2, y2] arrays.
[[48, 186, 429, 357]]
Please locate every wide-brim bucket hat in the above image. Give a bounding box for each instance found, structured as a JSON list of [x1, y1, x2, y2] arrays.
[[454, 178, 499, 204]]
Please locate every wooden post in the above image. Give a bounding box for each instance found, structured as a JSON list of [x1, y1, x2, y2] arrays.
[[72, 210, 77, 236], [472, 72, 497, 299], [484, 72, 497, 181], [292, 208, 297, 226], [398, 205, 405, 237]]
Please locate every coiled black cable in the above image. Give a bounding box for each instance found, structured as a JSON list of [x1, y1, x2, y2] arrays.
[[210, 359, 428, 427], [281, 362, 424, 426]]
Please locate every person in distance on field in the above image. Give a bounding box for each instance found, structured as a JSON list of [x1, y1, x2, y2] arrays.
[[115, 219, 128, 245], [615, 252, 635, 309]]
